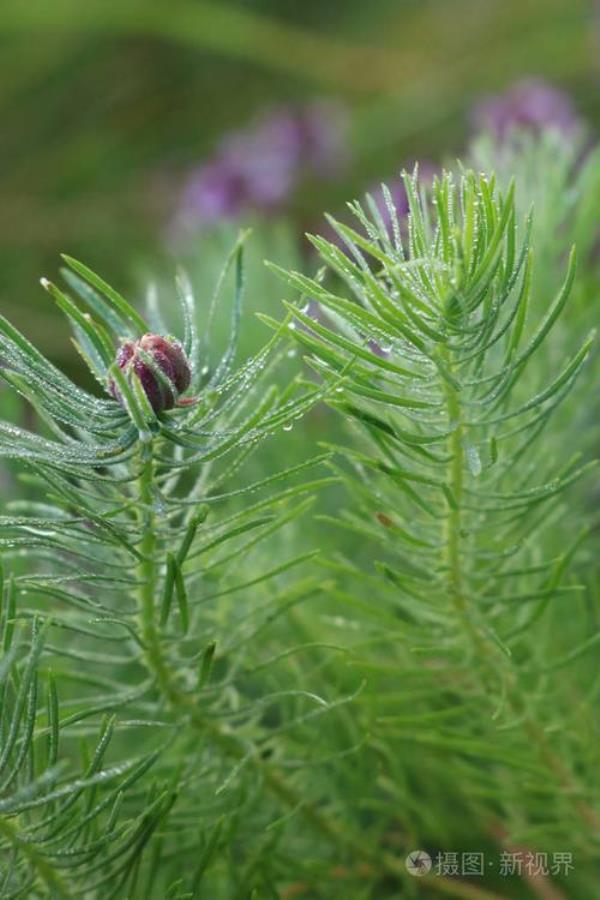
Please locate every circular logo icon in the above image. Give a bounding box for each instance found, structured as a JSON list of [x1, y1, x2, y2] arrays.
[[405, 850, 432, 876]]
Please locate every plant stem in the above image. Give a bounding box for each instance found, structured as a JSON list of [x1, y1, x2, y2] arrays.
[[441, 357, 486, 658], [444, 378, 466, 616], [136, 442, 174, 702]]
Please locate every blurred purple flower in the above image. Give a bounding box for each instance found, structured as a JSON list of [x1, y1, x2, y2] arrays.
[[174, 102, 348, 232], [178, 161, 248, 226], [471, 78, 581, 139]]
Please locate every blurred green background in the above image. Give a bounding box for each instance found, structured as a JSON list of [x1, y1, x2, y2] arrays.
[[0, 0, 597, 367]]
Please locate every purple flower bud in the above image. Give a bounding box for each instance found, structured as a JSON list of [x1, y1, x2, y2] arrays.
[[471, 78, 581, 140], [109, 334, 192, 413]]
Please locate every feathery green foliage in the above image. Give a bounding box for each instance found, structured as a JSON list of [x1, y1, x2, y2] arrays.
[[269, 163, 600, 895], [1, 153, 599, 898], [0, 235, 345, 897]]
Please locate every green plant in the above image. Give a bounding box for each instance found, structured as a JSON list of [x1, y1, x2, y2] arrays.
[[0, 237, 342, 897], [0, 157, 599, 898], [269, 164, 600, 895]]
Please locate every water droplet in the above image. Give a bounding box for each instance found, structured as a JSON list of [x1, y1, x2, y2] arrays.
[[465, 442, 482, 477], [282, 423, 293, 432]]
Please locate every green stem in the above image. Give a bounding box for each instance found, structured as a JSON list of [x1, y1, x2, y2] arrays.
[[136, 442, 175, 702], [444, 378, 466, 617], [442, 358, 485, 657]]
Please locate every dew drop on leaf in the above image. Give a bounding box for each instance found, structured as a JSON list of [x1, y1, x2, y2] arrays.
[[465, 442, 482, 477]]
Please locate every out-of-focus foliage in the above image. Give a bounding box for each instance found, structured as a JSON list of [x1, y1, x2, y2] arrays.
[[0, 0, 596, 366]]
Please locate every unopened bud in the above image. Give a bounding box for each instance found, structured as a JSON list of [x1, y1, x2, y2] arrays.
[[109, 334, 192, 413]]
